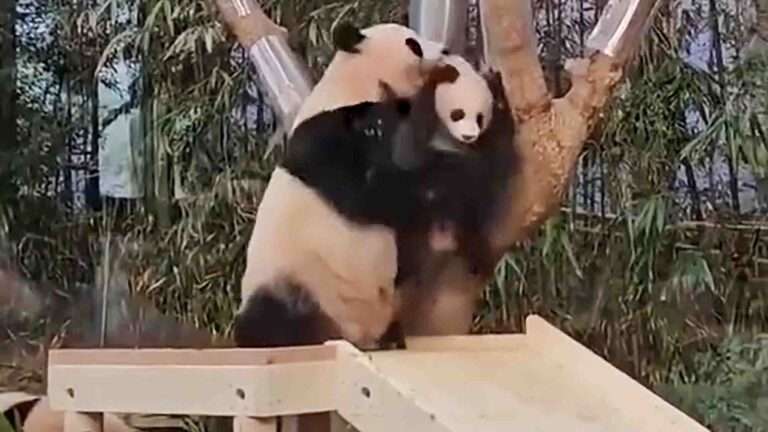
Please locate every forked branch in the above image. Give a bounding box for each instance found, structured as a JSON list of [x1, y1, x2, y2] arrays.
[[482, 0, 659, 250]]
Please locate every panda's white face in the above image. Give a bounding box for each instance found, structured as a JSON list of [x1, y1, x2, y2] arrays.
[[290, 23, 448, 132], [356, 23, 447, 96], [434, 56, 494, 146]]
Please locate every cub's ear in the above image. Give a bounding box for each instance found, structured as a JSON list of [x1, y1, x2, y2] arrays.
[[483, 70, 508, 103], [429, 64, 460, 85], [405, 37, 424, 58], [333, 22, 366, 53]]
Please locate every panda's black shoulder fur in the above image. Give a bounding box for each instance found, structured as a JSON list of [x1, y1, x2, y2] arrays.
[[282, 79, 444, 230]]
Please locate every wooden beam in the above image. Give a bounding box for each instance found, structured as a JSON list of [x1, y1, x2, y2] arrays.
[[49, 345, 335, 366], [63, 413, 103, 432], [48, 348, 337, 417], [332, 342, 452, 432], [404, 334, 527, 352], [233, 416, 278, 432]]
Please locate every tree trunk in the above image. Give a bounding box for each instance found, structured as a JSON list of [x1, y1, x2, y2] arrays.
[[757, 0, 768, 39], [0, 0, 17, 199], [747, 0, 768, 59]]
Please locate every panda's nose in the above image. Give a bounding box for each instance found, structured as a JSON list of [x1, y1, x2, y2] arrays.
[[461, 134, 477, 143]]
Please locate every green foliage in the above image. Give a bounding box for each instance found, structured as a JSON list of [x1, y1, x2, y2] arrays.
[[122, 177, 260, 333], [0, 414, 14, 432], [658, 335, 768, 431]]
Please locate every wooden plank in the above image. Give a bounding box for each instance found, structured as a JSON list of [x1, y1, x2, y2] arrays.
[[523, 315, 709, 432], [233, 416, 277, 432], [48, 346, 336, 366], [280, 416, 298, 432], [364, 349, 623, 431], [404, 334, 527, 352], [330, 412, 357, 432], [332, 342, 452, 432], [48, 361, 335, 417], [350, 317, 708, 431]]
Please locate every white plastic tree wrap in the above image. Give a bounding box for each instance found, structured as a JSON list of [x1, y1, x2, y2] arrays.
[[408, 0, 469, 53], [248, 36, 314, 127], [217, 0, 313, 127]]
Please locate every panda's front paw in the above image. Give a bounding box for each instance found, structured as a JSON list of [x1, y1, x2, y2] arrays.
[[371, 321, 407, 351]]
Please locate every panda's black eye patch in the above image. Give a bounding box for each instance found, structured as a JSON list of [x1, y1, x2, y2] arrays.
[[450, 109, 465, 122], [405, 37, 424, 58], [477, 113, 485, 128]]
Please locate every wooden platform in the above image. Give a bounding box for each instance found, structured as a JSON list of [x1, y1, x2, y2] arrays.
[[47, 315, 708, 432]]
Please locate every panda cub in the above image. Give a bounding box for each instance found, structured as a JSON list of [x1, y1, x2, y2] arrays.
[[394, 56, 518, 282]]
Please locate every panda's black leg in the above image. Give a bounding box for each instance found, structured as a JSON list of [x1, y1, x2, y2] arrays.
[[460, 232, 497, 278]]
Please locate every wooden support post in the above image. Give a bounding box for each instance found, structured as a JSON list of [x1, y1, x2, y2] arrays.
[[233, 416, 277, 432], [330, 412, 356, 432], [63, 412, 103, 432]]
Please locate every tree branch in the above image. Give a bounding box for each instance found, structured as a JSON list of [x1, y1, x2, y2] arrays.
[[480, 0, 551, 119], [484, 0, 658, 250], [401, 0, 661, 337], [747, 0, 768, 59]]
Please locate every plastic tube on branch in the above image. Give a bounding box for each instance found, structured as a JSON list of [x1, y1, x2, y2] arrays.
[[248, 36, 314, 127], [230, 0, 313, 126], [409, 0, 468, 53], [586, 0, 659, 59]]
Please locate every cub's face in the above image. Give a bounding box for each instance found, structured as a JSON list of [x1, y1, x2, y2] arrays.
[[434, 57, 494, 146]]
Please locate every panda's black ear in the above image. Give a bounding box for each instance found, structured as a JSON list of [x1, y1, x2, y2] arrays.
[[405, 37, 424, 58], [430, 64, 460, 85], [333, 22, 366, 53], [484, 70, 506, 100]]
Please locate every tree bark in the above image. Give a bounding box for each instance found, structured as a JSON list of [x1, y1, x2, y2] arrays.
[[0, 0, 17, 199], [757, 0, 768, 39], [211, 0, 658, 336], [748, 0, 768, 58]]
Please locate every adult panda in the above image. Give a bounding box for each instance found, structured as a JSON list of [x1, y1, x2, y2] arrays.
[[233, 22, 449, 350]]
